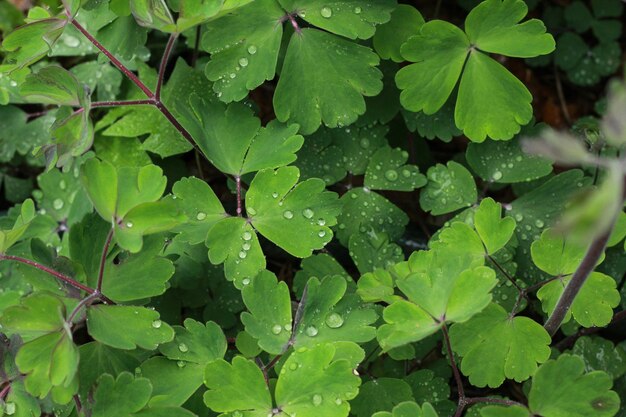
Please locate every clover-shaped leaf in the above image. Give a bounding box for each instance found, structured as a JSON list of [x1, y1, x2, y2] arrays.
[[206, 216, 265, 288], [531, 229, 590, 276], [204, 343, 363, 417], [364, 146, 426, 191], [0, 292, 65, 340], [449, 303, 551, 388], [351, 378, 414, 417], [397, 0, 554, 141], [86, 305, 174, 350], [274, 29, 383, 134], [246, 166, 341, 258], [378, 249, 497, 350], [474, 198, 516, 255], [420, 161, 477, 215], [528, 354, 620, 417], [372, 402, 439, 417], [571, 336, 626, 380], [158, 318, 227, 365], [202, 0, 284, 102], [349, 230, 404, 274]]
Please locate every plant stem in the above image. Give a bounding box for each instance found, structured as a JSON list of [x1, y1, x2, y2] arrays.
[[464, 397, 526, 408], [0, 254, 94, 294], [544, 226, 614, 336], [264, 355, 282, 371], [97, 228, 114, 292], [0, 254, 114, 304], [487, 254, 523, 292], [156, 33, 178, 101], [68, 17, 200, 153], [286, 13, 301, 34], [192, 26, 202, 68], [441, 324, 465, 407], [67, 292, 100, 325], [0, 383, 10, 400], [91, 99, 155, 108]]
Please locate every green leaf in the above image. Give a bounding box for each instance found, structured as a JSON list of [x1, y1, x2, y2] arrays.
[[158, 318, 226, 364], [202, 0, 284, 102], [92, 372, 152, 416], [372, 402, 439, 417], [139, 357, 205, 407], [203, 356, 272, 414], [466, 133, 553, 183], [349, 231, 404, 274], [274, 28, 383, 134], [373, 5, 425, 62], [397, 21, 469, 115], [0, 17, 66, 72], [357, 268, 397, 304], [528, 354, 620, 417], [100, 235, 175, 302], [464, 0, 555, 57], [420, 161, 477, 215], [176, 0, 225, 32], [0, 292, 65, 340], [86, 305, 175, 350], [293, 275, 377, 349], [178, 95, 303, 175], [78, 342, 141, 398], [351, 378, 414, 417], [531, 229, 589, 276], [15, 330, 79, 401], [206, 216, 265, 288], [537, 272, 620, 328], [480, 406, 530, 417], [364, 146, 426, 191], [129, 0, 176, 32], [474, 198, 516, 255], [456, 50, 533, 142], [378, 249, 497, 350], [0, 198, 35, 253], [337, 188, 409, 246], [171, 177, 226, 245], [274, 343, 363, 417], [246, 166, 341, 258], [449, 303, 551, 388], [280, 0, 396, 40], [20, 65, 86, 106], [241, 270, 292, 355], [571, 336, 626, 380]]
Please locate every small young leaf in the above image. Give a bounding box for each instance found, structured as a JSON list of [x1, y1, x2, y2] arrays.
[[364, 146, 426, 191], [372, 401, 439, 417], [373, 5, 425, 62], [474, 198, 516, 255], [420, 161, 477, 215], [158, 318, 227, 364]]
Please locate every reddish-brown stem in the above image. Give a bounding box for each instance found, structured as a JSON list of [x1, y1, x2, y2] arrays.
[[91, 99, 155, 108], [236, 176, 243, 217], [287, 14, 301, 34], [487, 254, 523, 293], [0, 254, 94, 294], [191, 26, 202, 68], [97, 228, 114, 292], [69, 18, 153, 97], [67, 292, 100, 325], [441, 324, 465, 410], [0, 254, 114, 304], [0, 383, 10, 401], [264, 355, 282, 371], [464, 397, 526, 408], [156, 33, 178, 100], [68, 17, 200, 153]]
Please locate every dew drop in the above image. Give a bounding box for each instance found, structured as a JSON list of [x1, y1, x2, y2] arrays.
[[5, 402, 16, 415], [317, 218, 326, 226], [354, 6, 362, 14], [63, 35, 80, 47], [359, 138, 370, 149], [243, 231, 253, 241], [151, 319, 162, 328], [318, 230, 326, 238], [535, 219, 545, 228], [320, 6, 332, 18], [401, 169, 411, 178], [289, 362, 299, 371], [272, 324, 283, 334], [242, 242, 251, 251], [177, 360, 186, 368], [283, 210, 294, 219], [247, 45, 257, 55], [312, 394, 323, 406], [53, 198, 64, 210], [239, 251, 248, 259], [325, 313, 344, 328], [126, 221, 133, 228], [59, 180, 67, 190], [302, 208, 314, 219], [247, 207, 257, 216], [178, 343, 189, 353], [384, 169, 398, 181], [196, 212, 207, 220], [239, 57, 249, 67], [492, 171, 503, 181], [272, 192, 279, 198], [306, 326, 318, 337], [242, 278, 251, 286]]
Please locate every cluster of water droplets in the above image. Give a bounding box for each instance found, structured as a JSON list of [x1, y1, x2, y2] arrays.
[[318, 4, 363, 18], [213, 43, 258, 98], [235, 230, 254, 267]]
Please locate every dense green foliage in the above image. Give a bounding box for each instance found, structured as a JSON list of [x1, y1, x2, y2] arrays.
[[0, 0, 626, 416]]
